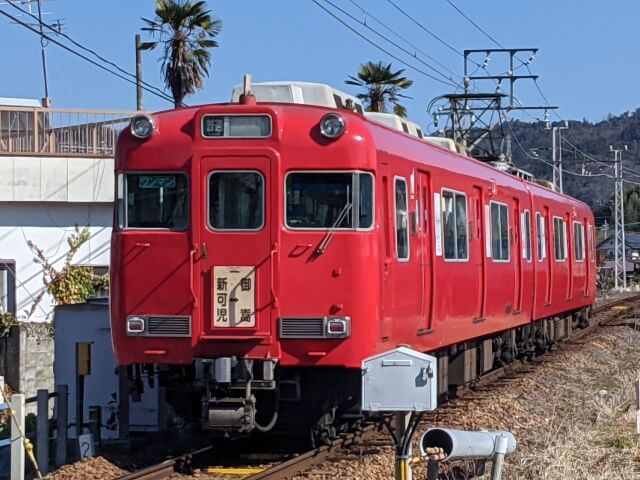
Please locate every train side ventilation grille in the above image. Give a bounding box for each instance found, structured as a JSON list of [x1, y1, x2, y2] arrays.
[[147, 316, 191, 337], [279, 318, 325, 339]]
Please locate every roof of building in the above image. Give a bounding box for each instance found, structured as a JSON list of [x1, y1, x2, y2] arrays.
[[0, 97, 41, 107], [597, 232, 640, 249]]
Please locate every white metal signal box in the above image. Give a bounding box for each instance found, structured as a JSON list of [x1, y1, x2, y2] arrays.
[[361, 347, 438, 412]]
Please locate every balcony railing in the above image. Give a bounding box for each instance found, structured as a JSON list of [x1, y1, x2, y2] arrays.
[[0, 106, 138, 157]]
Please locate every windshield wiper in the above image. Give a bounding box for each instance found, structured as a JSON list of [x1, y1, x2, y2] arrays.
[[314, 200, 352, 256]]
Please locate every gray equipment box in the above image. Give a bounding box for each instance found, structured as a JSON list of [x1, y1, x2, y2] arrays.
[[361, 347, 438, 412]]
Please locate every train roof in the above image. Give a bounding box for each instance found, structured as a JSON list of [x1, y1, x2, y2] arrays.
[[230, 81, 364, 113]]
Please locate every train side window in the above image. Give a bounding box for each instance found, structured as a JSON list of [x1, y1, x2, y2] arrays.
[[536, 213, 546, 261], [522, 210, 532, 262], [285, 172, 373, 229], [209, 171, 264, 230], [573, 222, 585, 262], [394, 177, 409, 261], [589, 225, 595, 261], [441, 190, 468, 261], [490, 202, 509, 261], [553, 217, 567, 261], [118, 173, 189, 230]]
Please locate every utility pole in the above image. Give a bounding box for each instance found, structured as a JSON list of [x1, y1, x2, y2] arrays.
[[135, 34, 156, 111], [35, 0, 49, 101], [611, 145, 628, 290], [135, 34, 143, 111], [550, 121, 568, 193]]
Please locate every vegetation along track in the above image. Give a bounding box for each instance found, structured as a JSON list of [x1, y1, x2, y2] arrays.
[[119, 293, 640, 480]]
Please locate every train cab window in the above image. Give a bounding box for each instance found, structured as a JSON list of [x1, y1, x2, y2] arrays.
[[523, 210, 532, 262], [536, 213, 546, 261], [209, 171, 264, 230], [573, 222, 585, 261], [490, 202, 509, 261], [441, 190, 468, 261], [553, 217, 567, 261], [118, 173, 189, 230], [394, 178, 410, 261], [285, 172, 373, 229]]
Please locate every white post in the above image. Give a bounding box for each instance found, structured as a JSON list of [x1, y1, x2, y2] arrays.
[[635, 378, 640, 435], [491, 434, 509, 480], [10, 393, 25, 480]]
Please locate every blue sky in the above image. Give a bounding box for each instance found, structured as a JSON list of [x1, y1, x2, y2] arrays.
[[1, 0, 638, 126]]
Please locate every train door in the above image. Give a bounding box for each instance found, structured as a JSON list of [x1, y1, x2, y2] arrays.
[[512, 198, 523, 312], [416, 171, 433, 332], [544, 207, 553, 305], [381, 172, 423, 340], [198, 155, 273, 337], [472, 186, 485, 321]]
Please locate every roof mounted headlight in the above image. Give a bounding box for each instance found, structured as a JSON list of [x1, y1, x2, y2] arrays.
[[320, 113, 345, 139], [130, 114, 156, 139]]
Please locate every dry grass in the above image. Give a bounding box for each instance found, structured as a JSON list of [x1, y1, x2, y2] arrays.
[[297, 322, 640, 480]]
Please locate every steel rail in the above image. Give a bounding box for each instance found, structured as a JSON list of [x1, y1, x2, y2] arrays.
[[119, 294, 640, 480], [247, 294, 640, 480], [115, 446, 213, 480]]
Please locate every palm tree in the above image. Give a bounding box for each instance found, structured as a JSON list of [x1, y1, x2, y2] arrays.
[[142, 0, 222, 108], [345, 61, 413, 117]]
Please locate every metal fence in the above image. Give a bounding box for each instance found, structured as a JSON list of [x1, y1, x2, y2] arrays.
[[0, 106, 137, 157]]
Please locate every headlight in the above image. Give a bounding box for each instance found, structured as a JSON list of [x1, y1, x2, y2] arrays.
[[130, 114, 156, 139], [320, 113, 345, 139], [126, 316, 146, 334]]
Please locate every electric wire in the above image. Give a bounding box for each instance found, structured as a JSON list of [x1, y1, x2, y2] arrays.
[[321, 0, 461, 86], [442, 0, 560, 118], [382, 0, 480, 65], [310, 0, 459, 88], [444, 0, 504, 49], [347, 0, 462, 81], [5, 0, 172, 102], [0, 7, 175, 104]]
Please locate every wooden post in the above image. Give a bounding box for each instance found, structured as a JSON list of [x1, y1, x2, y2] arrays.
[[10, 393, 25, 480], [55, 385, 68, 467], [36, 390, 49, 474]]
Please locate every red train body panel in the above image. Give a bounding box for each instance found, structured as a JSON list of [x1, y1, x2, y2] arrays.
[[110, 98, 595, 437]]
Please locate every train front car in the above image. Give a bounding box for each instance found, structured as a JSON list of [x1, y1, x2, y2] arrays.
[[110, 99, 379, 441]]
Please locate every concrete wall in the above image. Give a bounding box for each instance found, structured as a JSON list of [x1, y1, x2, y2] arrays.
[[0, 156, 113, 203], [0, 203, 112, 322], [4, 323, 54, 413]]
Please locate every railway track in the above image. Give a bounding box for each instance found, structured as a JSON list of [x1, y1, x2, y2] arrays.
[[118, 293, 640, 480]]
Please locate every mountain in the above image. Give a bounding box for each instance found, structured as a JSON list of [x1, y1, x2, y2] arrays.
[[504, 109, 640, 224]]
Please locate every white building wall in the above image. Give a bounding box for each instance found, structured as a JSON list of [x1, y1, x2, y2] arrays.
[[0, 202, 112, 322], [0, 156, 113, 202]]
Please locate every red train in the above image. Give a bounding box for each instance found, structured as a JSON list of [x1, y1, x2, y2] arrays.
[[110, 82, 596, 442]]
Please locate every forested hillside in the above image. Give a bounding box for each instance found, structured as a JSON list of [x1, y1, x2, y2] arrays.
[[506, 109, 640, 224]]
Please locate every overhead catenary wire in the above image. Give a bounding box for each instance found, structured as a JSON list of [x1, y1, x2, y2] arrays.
[[347, 0, 462, 81], [310, 0, 459, 88], [444, 0, 504, 49], [320, 0, 461, 87], [0, 7, 175, 104], [5, 0, 172, 102], [382, 0, 481, 65]]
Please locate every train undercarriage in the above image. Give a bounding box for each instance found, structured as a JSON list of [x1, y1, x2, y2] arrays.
[[125, 307, 590, 446]]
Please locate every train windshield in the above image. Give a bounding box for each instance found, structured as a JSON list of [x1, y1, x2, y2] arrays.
[[117, 173, 189, 230], [285, 172, 373, 229]]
